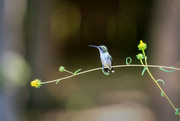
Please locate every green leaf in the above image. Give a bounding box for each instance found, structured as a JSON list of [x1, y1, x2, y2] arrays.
[[159, 67, 175, 73], [161, 92, 164, 97], [175, 108, 180, 115], [56, 79, 61, 84], [74, 69, 81, 75]]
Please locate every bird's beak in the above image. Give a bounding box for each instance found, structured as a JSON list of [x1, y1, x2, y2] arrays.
[[89, 45, 98, 48]]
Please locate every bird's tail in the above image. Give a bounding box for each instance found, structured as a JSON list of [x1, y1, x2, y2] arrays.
[[111, 68, 114, 73]]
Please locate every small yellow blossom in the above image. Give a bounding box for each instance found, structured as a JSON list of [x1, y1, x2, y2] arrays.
[[138, 40, 147, 50], [31, 79, 41, 88]]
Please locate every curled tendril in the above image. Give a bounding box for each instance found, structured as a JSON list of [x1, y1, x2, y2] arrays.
[[74, 69, 81, 75], [175, 108, 180, 115], [141, 67, 147, 75], [156, 79, 165, 86], [159, 66, 175, 73], [102, 68, 109, 75], [56, 79, 61, 84], [161, 92, 164, 97], [126, 57, 132, 65]]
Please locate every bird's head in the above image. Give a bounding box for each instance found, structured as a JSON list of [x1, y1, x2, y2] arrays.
[[89, 45, 108, 53]]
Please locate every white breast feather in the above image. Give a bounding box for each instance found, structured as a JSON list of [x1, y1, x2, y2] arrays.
[[100, 52, 111, 68]]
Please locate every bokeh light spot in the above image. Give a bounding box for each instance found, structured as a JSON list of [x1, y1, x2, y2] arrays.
[[51, 2, 81, 42], [0, 51, 31, 86], [106, 15, 137, 49], [66, 92, 96, 111]]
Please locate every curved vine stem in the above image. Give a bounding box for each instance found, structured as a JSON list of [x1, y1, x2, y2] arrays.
[[40, 63, 180, 116], [141, 50, 180, 116], [34, 40, 180, 116], [41, 64, 180, 84]]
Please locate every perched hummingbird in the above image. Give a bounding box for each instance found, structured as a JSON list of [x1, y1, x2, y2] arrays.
[[89, 45, 114, 73]]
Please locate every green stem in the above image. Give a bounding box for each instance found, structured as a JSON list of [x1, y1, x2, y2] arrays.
[[42, 64, 180, 85], [65, 70, 74, 75], [112, 64, 180, 71], [41, 74, 75, 84], [146, 68, 177, 112], [41, 63, 180, 115], [141, 50, 179, 116], [142, 50, 148, 65]]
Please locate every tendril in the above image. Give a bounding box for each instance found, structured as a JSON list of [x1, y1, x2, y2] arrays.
[[159, 66, 175, 73], [56, 79, 61, 84], [102, 68, 109, 75], [74, 69, 81, 75], [126, 57, 132, 65], [156, 79, 165, 86], [141, 67, 147, 75]]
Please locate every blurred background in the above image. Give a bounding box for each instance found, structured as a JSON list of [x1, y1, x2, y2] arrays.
[[0, 0, 180, 121]]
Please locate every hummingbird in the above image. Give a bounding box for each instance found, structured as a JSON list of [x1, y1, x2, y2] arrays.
[[89, 45, 114, 74]]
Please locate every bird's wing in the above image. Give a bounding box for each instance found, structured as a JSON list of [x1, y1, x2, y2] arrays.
[[109, 55, 113, 66]]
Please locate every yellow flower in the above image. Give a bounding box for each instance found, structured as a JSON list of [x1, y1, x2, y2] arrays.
[[31, 79, 41, 88], [138, 40, 147, 50]]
